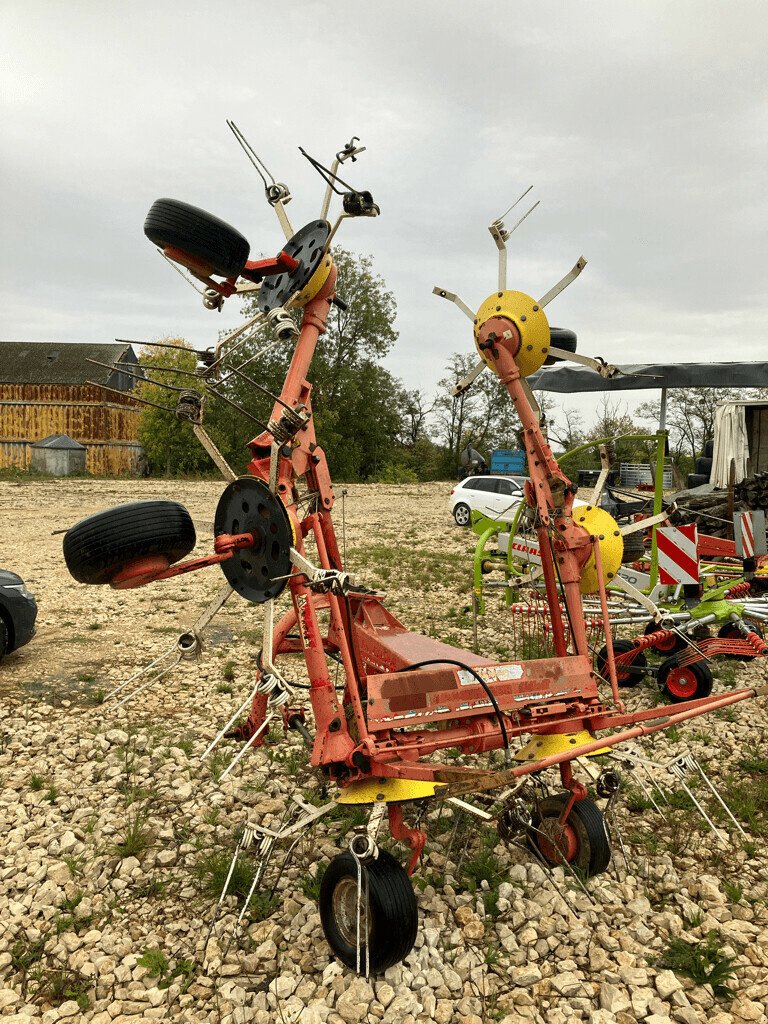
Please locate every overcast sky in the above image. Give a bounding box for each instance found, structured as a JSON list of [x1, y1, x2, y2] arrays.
[[2, 1, 767, 433]]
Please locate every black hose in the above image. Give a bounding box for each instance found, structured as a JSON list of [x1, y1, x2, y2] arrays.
[[394, 658, 511, 765]]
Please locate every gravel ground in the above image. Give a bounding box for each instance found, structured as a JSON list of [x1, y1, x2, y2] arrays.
[[0, 478, 766, 1024]]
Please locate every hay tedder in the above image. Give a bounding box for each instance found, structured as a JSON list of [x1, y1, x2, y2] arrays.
[[63, 130, 768, 974]]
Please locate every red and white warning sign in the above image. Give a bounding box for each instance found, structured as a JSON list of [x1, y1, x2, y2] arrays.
[[734, 510, 767, 558], [657, 524, 699, 585]]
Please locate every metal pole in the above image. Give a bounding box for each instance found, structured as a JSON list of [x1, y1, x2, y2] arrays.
[[649, 388, 668, 590]]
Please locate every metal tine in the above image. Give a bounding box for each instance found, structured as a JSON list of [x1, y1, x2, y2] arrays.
[[203, 825, 253, 956], [443, 807, 464, 870], [525, 820, 596, 906], [86, 381, 176, 413], [235, 802, 299, 935], [505, 200, 541, 239], [87, 358, 191, 393], [112, 657, 181, 710], [690, 756, 747, 838], [116, 338, 213, 360], [201, 681, 261, 761], [158, 249, 207, 295], [218, 715, 273, 781], [493, 185, 534, 225], [227, 119, 279, 192], [508, 838, 581, 917], [223, 362, 295, 412], [102, 644, 179, 702], [667, 757, 729, 848], [641, 761, 670, 807]]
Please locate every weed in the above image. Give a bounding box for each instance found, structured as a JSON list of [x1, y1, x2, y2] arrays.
[[135, 879, 167, 899], [137, 947, 169, 978], [177, 738, 194, 756], [738, 750, 768, 774], [41, 967, 91, 1010], [682, 908, 704, 929], [77, 672, 96, 683], [62, 854, 85, 878], [202, 807, 221, 827], [87, 622, 101, 631], [208, 752, 228, 784], [300, 863, 327, 901], [656, 930, 738, 997], [45, 784, 59, 803], [723, 881, 743, 904], [90, 689, 106, 705], [223, 661, 236, 682], [10, 935, 46, 978], [113, 808, 153, 858], [30, 774, 44, 791], [216, 683, 234, 695]]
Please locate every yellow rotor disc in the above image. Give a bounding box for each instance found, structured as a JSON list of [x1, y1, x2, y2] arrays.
[[474, 290, 550, 378], [574, 505, 624, 595], [295, 253, 333, 307]]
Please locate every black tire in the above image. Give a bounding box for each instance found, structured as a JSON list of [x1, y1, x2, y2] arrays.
[[144, 198, 250, 279], [621, 531, 645, 562], [704, 438, 714, 459], [530, 795, 611, 877], [718, 622, 763, 661], [686, 473, 709, 489], [453, 502, 471, 527], [658, 657, 713, 703], [0, 617, 7, 661], [545, 327, 577, 365], [319, 850, 417, 973], [596, 639, 647, 687], [643, 620, 686, 655], [695, 457, 712, 477], [63, 501, 196, 585]]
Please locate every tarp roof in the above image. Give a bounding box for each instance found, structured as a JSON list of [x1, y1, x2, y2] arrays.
[[31, 433, 86, 450], [528, 361, 768, 393]]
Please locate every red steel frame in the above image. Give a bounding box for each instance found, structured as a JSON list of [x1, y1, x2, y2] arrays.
[[223, 268, 767, 846]]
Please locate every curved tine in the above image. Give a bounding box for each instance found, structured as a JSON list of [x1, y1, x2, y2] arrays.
[[494, 186, 534, 224], [103, 644, 178, 701], [86, 381, 176, 413], [201, 681, 261, 761], [507, 837, 581, 916], [227, 119, 275, 188]]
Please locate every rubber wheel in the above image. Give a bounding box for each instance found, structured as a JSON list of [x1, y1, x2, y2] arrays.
[[63, 501, 196, 585], [144, 198, 250, 279], [695, 456, 712, 477], [686, 473, 709, 488], [544, 327, 577, 365], [643, 621, 686, 655], [529, 795, 611, 877], [0, 617, 7, 661], [319, 850, 417, 973], [596, 639, 647, 687], [453, 502, 471, 527], [621, 531, 646, 562], [658, 658, 713, 703], [718, 622, 763, 661]]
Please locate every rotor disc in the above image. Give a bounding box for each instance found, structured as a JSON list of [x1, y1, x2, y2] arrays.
[[258, 220, 331, 313], [214, 477, 293, 603]]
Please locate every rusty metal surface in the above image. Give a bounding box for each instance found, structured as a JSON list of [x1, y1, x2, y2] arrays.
[[0, 384, 142, 475]]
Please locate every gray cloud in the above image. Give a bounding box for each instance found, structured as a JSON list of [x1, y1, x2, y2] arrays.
[[2, 0, 766, 433]]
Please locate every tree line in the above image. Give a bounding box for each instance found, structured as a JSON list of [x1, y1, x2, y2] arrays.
[[136, 248, 766, 482]]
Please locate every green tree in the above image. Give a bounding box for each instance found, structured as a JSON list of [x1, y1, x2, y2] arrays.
[[135, 340, 212, 476]]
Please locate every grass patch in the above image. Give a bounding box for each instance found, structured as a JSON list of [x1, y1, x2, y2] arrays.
[[113, 808, 153, 858], [194, 845, 278, 922], [300, 863, 326, 901], [655, 931, 738, 997], [30, 774, 45, 791]]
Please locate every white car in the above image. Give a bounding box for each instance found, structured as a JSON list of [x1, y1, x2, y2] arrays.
[[450, 475, 527, 526]]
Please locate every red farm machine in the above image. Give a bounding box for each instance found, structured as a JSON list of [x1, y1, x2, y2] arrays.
[[63, 130, 768, 974]]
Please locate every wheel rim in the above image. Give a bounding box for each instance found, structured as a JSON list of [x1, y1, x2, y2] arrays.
[[655, 634, 677, 653], [331, 877, 372, 947], [537, 818, 579, 864], [455, 505, 469, 526], [665, 667, 698, 699]]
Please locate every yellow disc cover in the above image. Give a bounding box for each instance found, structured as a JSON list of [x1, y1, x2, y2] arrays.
[[474, 290, 550, 378], [573, 505, 624, 595]]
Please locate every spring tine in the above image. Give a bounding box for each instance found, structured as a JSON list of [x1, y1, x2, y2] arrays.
[[511, 838, 581, 916], [692, 758, 747, 838], [526, 820, 596, 905], [102, 645, 177, 701], [668, 760, 729, 847], [443, 809, 463, 870], [203, 831, 247, 955], [218, 714, 273, 781], [112, 656, 181, 709], [641, 762, 669, 807], [201, 682, 261, 760], [86, 381, 175, 413]]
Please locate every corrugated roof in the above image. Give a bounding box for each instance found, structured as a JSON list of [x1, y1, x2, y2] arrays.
[[31, 433, 87, 450], [0, 342, 137, 386]]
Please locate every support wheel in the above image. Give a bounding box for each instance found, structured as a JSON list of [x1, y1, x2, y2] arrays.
[[718, 622, 763, 661], [144, 198, 250, 279], [453, 502, 471, 527], [596, 639, 647, 687], [658, 658, 713, 702], [529, 795, 611, 877], [644, 621, 686, 655], [319, 850, 417, 973], [63, 501, 196, 584]]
